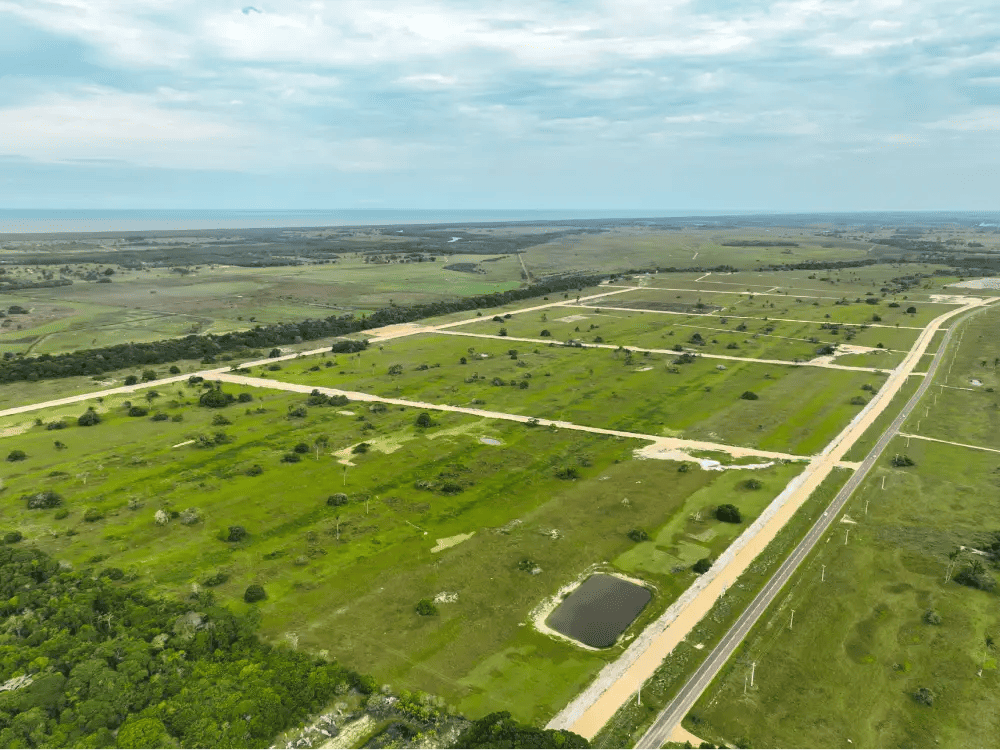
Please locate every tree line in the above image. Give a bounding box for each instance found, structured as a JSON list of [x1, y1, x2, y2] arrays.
[[0, 274, 603, 383]]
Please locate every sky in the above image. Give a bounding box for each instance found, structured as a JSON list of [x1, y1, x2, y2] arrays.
[[1, 0, 998, 211]]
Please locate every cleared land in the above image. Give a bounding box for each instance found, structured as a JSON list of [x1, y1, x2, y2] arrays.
[[685, 304, 1000, 748]]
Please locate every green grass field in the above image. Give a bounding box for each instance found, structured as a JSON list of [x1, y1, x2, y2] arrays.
[[686, 439, 1000, 748], [265, 333, 886, 455], [0, 375, 809, 726], [685, 304, 1000, 748]]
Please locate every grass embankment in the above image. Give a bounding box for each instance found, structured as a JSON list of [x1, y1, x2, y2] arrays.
[[686, 439, 1000, 748], [592, 469, 852, 748]]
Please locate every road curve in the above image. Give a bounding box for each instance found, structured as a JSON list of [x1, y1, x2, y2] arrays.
[[635, 302, 991, 749]]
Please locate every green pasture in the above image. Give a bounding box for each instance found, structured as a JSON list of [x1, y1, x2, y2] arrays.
[[269, 332, 885, 455], [611, 287, 958, 328], [687, 438, 1000, 749], [841, 375, 923, 462], [0, 378, 806, 726], [449, 305, 917, 365]]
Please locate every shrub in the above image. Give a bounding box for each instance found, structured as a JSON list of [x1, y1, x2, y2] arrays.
[[287, 405, 307, 418], [226, 525, 247, 542], [25, 491, 63, 509], [179, 508, 202, 525], [54, 508, 69, 520], [244, 584, 267, 603], [627, 529, 649, 542], [128, 406, 148, 417], [351, 442, 370, 454], [439, 481, 464, 494], [202, 571, 230, 587], [170, 413, 184, 422], [6, 449, 26, 462], [141, 369, 157, 381], [923, 609, 942, 625], [906, 306, 917, 314], [199, 389, 234, 408], [416, 598, 438, 616], [188, 375, 204, 384], [693, 557, 712, 574], [716, 504, 742, 523], [150, 412, 169, 422], [498, 328, 508, 336], [678, 462, 691, 473], [555, 466, 580, 480], [892, 454, 915, 467], [124, 375, 139, 385], [742, 478, 763, 490], [237, 392, 253, 402], [281, 453, 302, 463], [293, 442, 310, 454], [913, 687, 934, 706], [45, 420, 67, 430], [740, 391, 759, 400], [77, 409, 101, 426], [540, 329, 551, 336], [169, 365, 181, 374], [3, 531, 23, 544], [955, 562, 996, 591], [327, 493, 349, 507], [245, 464, 263, 476], [416, 412, 433, 428], [850, 395, 868, 406], [101, 567, 124, 580], [83, 508, 104, 523]]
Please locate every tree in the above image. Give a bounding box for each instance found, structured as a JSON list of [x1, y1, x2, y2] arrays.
[[199, 388, 234, 408], [268, 348, 282, 358], [281, 453, 302, 463], [913, 687, 934, 706], [716, 504, 742, 523], [327, 493, 349, 507], [388, 364, 404, 376], [540, 329, 552, 337], [416, 412, 433, 428], [128, 405, 148, 417], [416, 598, 438, 616], [244, 584, 267, 603], [627, 529, 649, 542], [141, 369, 157, 382], [740, 391, 759, 400], [169, 365, 181, 374], [693, 557, 712, 574], [3, 531, 23, 544], [124, 375, 139, 385], [116, 717, 172, 748], [906, 306, 917, 314], [226, 525, 247, 542], [293, 442, 310, 454], [498, 327, 508, 336], [451, 711, 589, 748], [314, 435, 329, 459], [6, 449, 26, 462]]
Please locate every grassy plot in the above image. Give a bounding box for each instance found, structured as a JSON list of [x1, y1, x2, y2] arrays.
[[450, 306, 914, 365], [268, 333, 886, 454], [0, 377, 805, 726], [613, 284, 957, 326], [686, 439, 1000, 749]]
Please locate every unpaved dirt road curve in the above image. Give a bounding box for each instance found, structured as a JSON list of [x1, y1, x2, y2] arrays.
[[546, 298, 990, 741]]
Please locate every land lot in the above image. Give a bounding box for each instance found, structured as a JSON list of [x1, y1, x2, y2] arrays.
[[265, 334, 886, 455], [0, 377, 803, 726], [687, 439, 1000, 748], [686, 304, 1000, 748]]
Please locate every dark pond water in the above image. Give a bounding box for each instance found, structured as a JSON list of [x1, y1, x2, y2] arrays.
[[545, 574, 652, 648]]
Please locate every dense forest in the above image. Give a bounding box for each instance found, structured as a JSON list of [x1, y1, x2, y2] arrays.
[[0, 274, 603, 383], [0, 544, 373, 748]]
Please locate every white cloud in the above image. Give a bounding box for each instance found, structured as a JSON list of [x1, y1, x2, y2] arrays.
[[924, 108, 1000, 132], [396, 73, 459, 88]]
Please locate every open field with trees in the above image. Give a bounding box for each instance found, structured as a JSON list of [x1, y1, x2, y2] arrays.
[[266, 334, 887, 455], [2, 215, 999, 747], [684, 304, 1000, 748], [0, 373, 805, 727]]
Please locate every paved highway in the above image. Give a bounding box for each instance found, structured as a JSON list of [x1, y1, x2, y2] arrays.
[[636, 305, 984, 749]]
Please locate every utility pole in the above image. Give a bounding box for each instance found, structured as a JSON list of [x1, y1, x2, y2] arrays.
[[750, 661, 756, 687], [881, 476, 886, 490], [343, 464, 348, 486], [821, 564, 826, 582], [845, 528, 850, 545], [865, 498, 870, 515], [789, 609, 795, 630], [744, 675, 748, 695]]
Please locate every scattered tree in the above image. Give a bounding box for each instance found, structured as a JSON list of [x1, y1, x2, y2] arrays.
[[716, 504, 742, 523], [6, 449, 26, 462], [226, 525, 247, 542], [693, 558, 712, 574], [740, 391, 759, 400], [244, 584, 267, 603], [416, 598, 439, 616]]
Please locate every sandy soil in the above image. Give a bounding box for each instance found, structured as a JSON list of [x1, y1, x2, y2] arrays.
[[899, 432, 1000, 455], [430, 532, 475, 553]]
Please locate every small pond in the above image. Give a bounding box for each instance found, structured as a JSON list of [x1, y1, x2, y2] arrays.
[[545, 574, 652, 648]]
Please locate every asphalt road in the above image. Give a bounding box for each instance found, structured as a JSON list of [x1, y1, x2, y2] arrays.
[[635, 307, 977, 749]]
